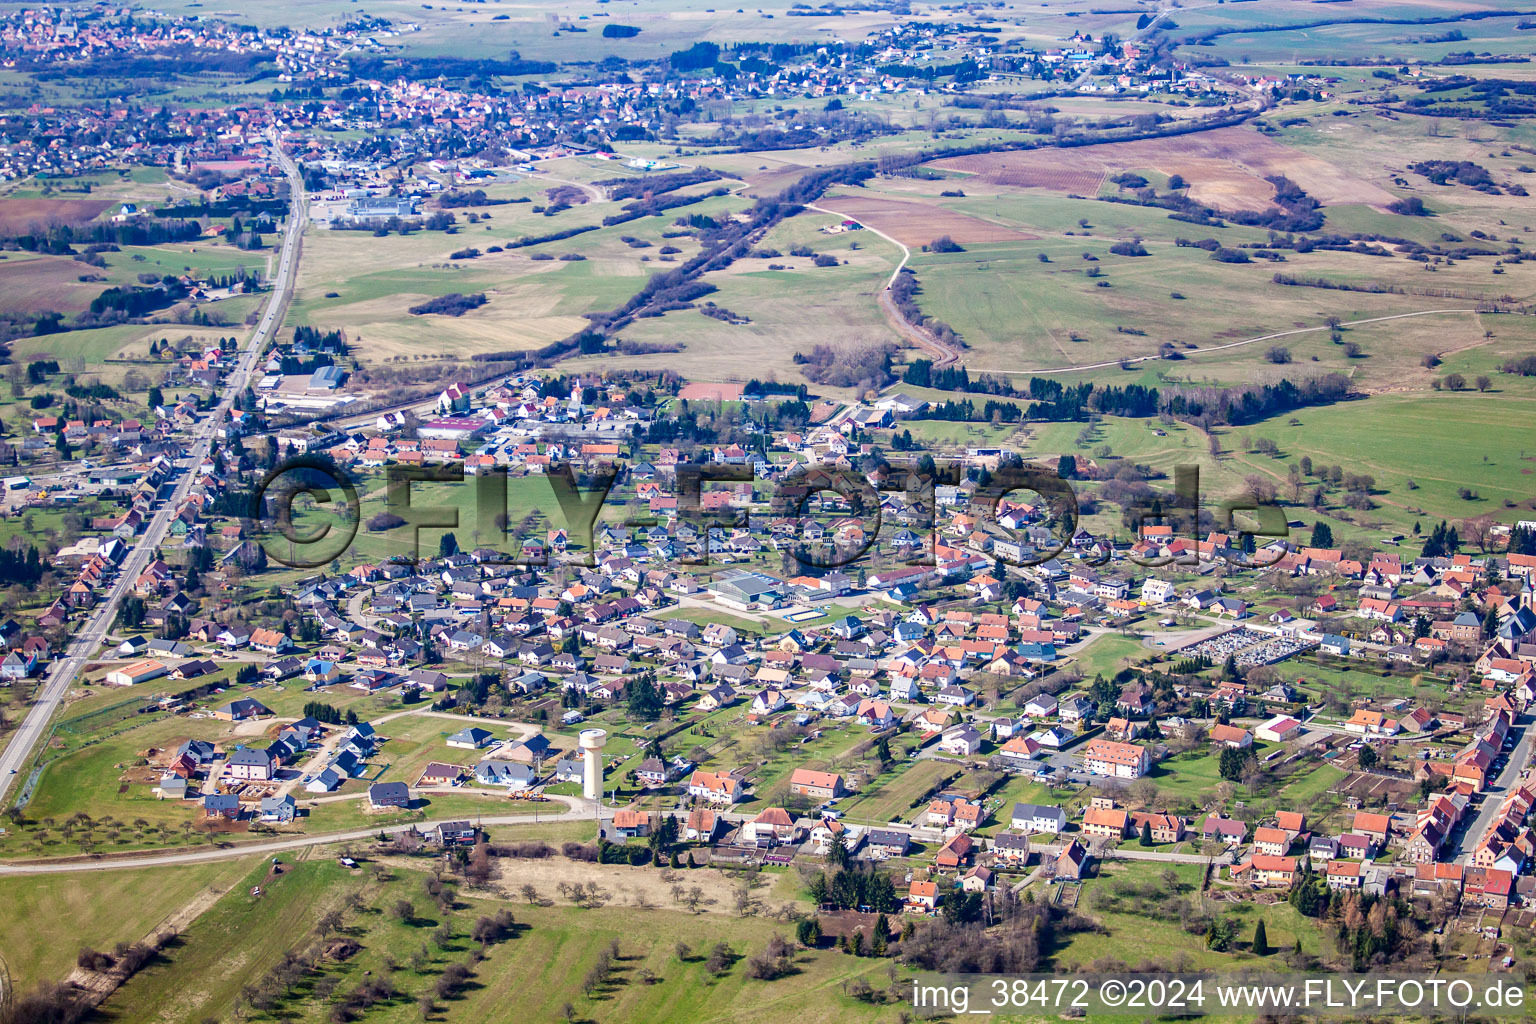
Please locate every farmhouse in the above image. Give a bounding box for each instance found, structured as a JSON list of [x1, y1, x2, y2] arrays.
[[788, 768, 846, 800]]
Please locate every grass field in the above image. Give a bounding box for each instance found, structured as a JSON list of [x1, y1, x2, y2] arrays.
[[0, 856, 259, 991], [1065, 633, 1149, 681], [4, 670, 549, 853], [102, 856, 901, 1024], [940, 383, 1536, 547], [836, 758, 953, 824], [296, 470, 597, 569], [598, 208, 899, 390], [1058, 860, 1325, 969], [1144, 741, 1274, 802], [369, 715, 538, 787], [285, 187, 740, 368], [1278, 764, 1347, 805]]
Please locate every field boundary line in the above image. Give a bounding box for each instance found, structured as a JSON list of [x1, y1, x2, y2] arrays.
[[965, 308, 1486, 375]]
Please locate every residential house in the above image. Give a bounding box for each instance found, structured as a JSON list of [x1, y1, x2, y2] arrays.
[[1011, 803, 1067, 834]]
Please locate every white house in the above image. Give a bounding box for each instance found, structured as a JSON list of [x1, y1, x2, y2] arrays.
[[938, 724, 983, 756], [1010, 802, 1067, 834]]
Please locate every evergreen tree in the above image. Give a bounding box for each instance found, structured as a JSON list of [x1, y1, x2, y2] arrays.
[[822, 830, 849, 871], [627, 674, 664, 721], [1218, 745, 1253, 782], [796, 916, 821, 947], [1310, 521, 1333, 548], [1253, 919, 1268, 955]]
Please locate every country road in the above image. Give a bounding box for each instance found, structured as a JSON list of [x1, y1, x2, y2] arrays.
[[805, 201, 963, 369], [0, 134, 307, 806]]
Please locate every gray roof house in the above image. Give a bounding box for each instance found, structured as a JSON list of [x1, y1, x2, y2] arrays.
[[260, 794, 297, 823], [447, 726, 494, 749], [368, 781, 411, 809], [473, 760, 535, 790], [1011, 803, 1068, 834]]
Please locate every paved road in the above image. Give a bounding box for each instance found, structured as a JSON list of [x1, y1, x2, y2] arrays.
[[0, 805, 602, 875], [275, 706, 539, 798], [0, 136, 307, 806], [1454, 714, 1531, 865]]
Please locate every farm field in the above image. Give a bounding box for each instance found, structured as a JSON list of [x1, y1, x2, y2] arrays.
[[7, 321, 242, 368], [1180, 13, 1536, 66], [814, 192, 1039, 247], [978, 385, 1536, 544], [928, 126, 1399, 212], [904, 233, 1536, 375], [0, 196, 113, 232], [284, 188, 744, 367], [603, 208, 900, 389], [0, 237, 269, 322]]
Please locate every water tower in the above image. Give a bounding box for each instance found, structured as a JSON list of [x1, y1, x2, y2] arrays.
[[577, 729, 608, 802]]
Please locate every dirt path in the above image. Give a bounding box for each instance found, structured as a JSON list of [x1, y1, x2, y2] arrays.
[[523, 170, 606, 204], [61, 866, 243, 1006], [806, 201, 963, 369], [877, 286, 963, 368]]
